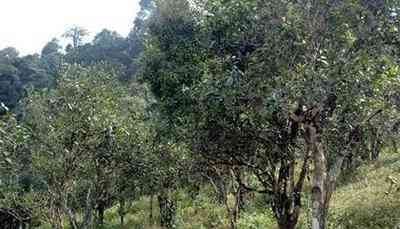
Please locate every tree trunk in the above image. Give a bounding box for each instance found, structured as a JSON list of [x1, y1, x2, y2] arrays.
[[271, 189, 302, 229], [149, 194, 154, 225], [215, 176, 226, 204], [223, 196, 238, 229], [226, 197, 239, 229], [80, 187, 94, 229], [205, 173, 226, 204], [158, 191, 176, 229], [49, 202, 64, 229], [189, 184, 200, 200], [118, 199, 125, 227], [306, 123, 327, 229], [62, 188, 93, 229], [120, 214, 124, 227], [64, 207, 78, 229], [224, 170, 245, 229], [392, 139, 398, 154], [271, 190, 303, 229], [228, 214, 236, 229], [307, 122, 353, 229], [278, 219, 297, 229], [311, 142, 327, 229], [371, 135, 381, 160], [97, 204, 105, 226]]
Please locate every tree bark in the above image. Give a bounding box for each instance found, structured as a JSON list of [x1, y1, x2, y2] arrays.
[[81, 187, 94, 229], [149, 194, 154, 225], [311, 141, 327, 229], [204, 168, 227, 205], [97, 204, 105, 226], [225, 191, 239, 229], [63, 188, 93, 229], [306, 123, 327, 229], [392, 139, 398, 154], [118, 198, 125, 227], [307, 122, 353, 229], [278, 219, 298, 229], [214, 176, 226, 204], [275, 152, 309, 229], [64, 207, 78, 229], [158, 190, 176, 229]]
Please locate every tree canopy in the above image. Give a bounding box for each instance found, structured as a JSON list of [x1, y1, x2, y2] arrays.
[[0, 0, 399, 229]]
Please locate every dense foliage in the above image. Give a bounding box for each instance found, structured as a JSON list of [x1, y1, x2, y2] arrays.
[[0, 0, 399, 229]]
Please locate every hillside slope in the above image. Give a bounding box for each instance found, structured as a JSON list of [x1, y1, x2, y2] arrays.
[[326, 152, 400, 229], [66, 153, 400, 229]]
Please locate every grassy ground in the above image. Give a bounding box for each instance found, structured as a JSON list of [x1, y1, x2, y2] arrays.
[[325, 152, 400, 229], [39, 152, 400, 228]]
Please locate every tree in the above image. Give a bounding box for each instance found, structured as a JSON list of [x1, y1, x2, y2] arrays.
[[127, 0, 154, 57], [145, 118, 194, 229], [63, 29, 133, 80], [24, 64, 144, 229], [41, 38, 63, 78], [239, 1, 399, 228], [41, 38, 62, 57], [0, 47, 19, 60], [0, 46, 54, 112], [141, 0, 400, 229], [0, 113, 30, 186], [0, 47, 22, 111], [15, 54, 51, 89], [0, 113, 34, 228], [141, 0, 205, 120], [63, 26, 89, 49], [125, 0, 155, 80]]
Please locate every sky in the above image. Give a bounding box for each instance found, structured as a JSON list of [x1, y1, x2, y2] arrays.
[[0, 0, 140, 56]]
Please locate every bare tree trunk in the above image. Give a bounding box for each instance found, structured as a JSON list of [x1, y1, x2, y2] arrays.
[[64, 207, 78, 229], [311, 141, 327, 229], [204, 169, 227, 205], [63, 188, 93, 229], [205, 166, 248, 229], [222, 168, 246, 229], [275, 153, 309, 229], [224, 191, 239, 229], [213, 175, 226, 204], [306, 123, 327, 229], [118, 198, 125, 227], [149, 194, 154, 225], [307, 122, 353, 229], [97, 204, 105, 227], [392, 139, 398, 154], [277, 219, 297, 229], [158, 190, 176, 229], [80, 188, 94, 229], [49, 204, 64, 229]]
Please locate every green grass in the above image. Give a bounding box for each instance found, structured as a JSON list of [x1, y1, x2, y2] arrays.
[[327, 152, 400, 229]]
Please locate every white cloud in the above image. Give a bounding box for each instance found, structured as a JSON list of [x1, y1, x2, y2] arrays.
[[0, 0, 140, 55]]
